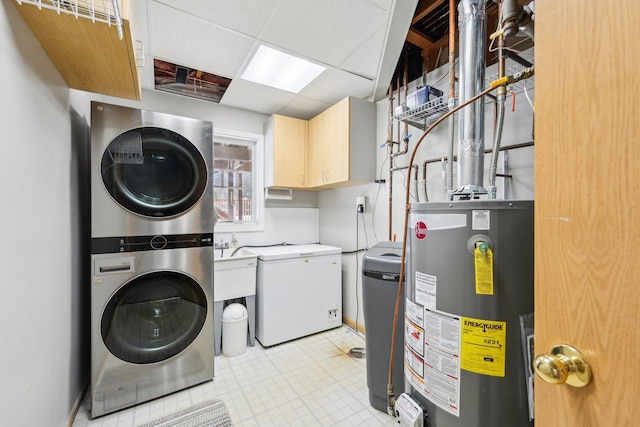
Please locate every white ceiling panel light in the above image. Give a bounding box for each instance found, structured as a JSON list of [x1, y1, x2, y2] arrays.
[[240, 45, 326, 93]]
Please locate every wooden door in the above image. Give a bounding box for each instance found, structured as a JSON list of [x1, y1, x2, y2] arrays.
[[535, 1, 640, 425]]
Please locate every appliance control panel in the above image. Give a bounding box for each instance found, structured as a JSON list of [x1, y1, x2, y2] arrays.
[[91, 232, 213, 254]]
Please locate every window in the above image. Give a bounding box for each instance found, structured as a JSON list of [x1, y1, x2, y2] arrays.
[[213, 129, 264, 231]]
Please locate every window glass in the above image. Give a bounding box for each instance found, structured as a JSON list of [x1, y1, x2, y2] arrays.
[[213, 130, 264, 231]]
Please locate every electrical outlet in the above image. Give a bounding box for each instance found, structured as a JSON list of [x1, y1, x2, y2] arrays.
[[356, 196, 366, 213], [328, 308, 339, 321]]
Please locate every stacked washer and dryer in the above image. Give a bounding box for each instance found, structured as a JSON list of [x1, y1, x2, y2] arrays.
[[89, 102, 216, 418]]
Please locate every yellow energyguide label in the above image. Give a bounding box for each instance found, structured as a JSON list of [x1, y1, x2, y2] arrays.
[[474, 247, 494, 295], [460, 317, 506, 377]]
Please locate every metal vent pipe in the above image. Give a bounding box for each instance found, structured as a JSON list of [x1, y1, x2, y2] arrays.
[[456, 0, 488, 196]]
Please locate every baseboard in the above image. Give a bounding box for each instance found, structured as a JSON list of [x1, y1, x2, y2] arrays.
[[343, 317, 366, 335], [66, 377, 90, 427]]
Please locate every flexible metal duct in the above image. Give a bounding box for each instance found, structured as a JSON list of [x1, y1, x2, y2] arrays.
[[456, 0, 488, 196]]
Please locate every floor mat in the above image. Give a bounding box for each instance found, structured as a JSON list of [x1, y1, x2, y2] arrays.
[[138, 399, 233, 427]]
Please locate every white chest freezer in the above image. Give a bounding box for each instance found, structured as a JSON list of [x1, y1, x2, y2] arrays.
[[251, 244, 343, 346]]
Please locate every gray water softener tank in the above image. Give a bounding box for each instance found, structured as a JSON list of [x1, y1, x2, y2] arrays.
[[362, 241, 405, 413]]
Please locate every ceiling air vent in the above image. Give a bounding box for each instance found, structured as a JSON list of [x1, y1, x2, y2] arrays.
[[154, 59, 231, 103]]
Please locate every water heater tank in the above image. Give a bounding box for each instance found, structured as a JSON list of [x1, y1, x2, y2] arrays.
[[405, 200, 534, 427]]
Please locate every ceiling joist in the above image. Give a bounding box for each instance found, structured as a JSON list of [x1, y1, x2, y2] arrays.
[[412, 0, 447, 26], [406, 28, 436, 51]]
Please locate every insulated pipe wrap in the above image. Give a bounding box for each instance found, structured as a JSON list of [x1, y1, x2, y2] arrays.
[[456, 0, 488, 195]]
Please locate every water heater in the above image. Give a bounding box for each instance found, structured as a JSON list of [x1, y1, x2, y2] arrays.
[[405, 200, 534, 427]]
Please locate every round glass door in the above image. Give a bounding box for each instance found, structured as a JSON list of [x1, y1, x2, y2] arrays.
[[101, 271, 208, 364], [101, 127, 208, 218]]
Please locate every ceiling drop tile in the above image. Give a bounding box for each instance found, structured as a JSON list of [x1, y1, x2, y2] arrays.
[[220, 80, 297, 115], [149, 1, 254, 78], [259, 0, 387, 68], [278, 96, 333, 121], [365, 0, 394, 11], [337, 28, 386, 80], [152, 0, 281, 38], [301, 67, 374, 105]]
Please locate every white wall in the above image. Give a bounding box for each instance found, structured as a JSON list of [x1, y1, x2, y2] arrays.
[[1, 1, 85, 425], [318, 57, 536, 330]]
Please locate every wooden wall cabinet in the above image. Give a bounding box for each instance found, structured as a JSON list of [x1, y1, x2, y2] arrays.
[[265, 97, 376, 190], [307, 97, 376, 189], [264, 115, 308, 189], [12, 0, 141, 100]]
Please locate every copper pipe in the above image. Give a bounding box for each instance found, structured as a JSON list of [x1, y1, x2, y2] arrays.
[[498, 2, 506, 82], [449, 0, 456, 99]]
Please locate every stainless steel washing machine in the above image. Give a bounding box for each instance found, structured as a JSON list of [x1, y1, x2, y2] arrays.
[[90, 233, 214, 418], [91, 102, 214, 238]]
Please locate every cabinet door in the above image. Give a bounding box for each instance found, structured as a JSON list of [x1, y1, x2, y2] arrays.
[[272, 115, 307, 188], [308, 109, 328, 187], [13, 2, 140, 100], [308, 98, 350, 187]]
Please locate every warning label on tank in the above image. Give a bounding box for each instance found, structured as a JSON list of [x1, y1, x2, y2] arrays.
[[405, 344, 424, 379], [422, 309, 461, 417], [415, 271, 437, 310], [405, 298, 424, 328], [472, 210, 490, 230], [405, 318, 424, 356], [460, 316, 507, 377]]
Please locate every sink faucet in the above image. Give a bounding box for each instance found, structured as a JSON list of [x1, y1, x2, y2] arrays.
[[214, 239, 229, 257]]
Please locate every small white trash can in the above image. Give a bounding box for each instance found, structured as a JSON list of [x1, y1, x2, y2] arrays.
[[222, 303, 248, 357]]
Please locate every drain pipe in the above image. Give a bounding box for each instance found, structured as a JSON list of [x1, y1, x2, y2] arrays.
[[455, 0, 488, 197]]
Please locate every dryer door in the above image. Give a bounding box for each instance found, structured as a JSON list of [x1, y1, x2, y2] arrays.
[[101, 127, 208, 218], [101, 270, 208, 364]]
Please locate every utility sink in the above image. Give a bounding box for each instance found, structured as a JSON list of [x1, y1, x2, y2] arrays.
[[213, 248, 258, 302], [213, 247, 258, 356]]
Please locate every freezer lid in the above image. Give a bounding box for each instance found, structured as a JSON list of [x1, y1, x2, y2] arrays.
[[252, 244, 342, 261]]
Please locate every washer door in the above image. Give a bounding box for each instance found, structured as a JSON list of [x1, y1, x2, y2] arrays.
[[101, 127, 208, 218], [101, 271, 208, 364]]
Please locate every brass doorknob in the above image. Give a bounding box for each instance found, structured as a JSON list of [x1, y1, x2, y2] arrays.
[[533, 344, 592, 387]]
